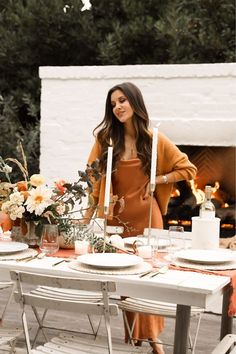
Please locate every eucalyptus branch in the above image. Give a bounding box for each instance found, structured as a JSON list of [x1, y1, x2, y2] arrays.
[[113, 215, 136, 235]]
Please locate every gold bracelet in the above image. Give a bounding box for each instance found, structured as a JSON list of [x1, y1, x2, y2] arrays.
[[162, 175, 168, 184]]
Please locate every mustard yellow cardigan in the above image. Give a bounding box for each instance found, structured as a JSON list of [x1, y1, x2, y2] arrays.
[[87, 132, 197, 218]]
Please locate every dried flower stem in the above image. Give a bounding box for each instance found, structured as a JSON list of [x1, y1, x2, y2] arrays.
[[18, 142, 28, 179], [5, 158, 28, 182]]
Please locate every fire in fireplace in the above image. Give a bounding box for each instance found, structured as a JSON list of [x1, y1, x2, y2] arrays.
[[164, 146, 236, 237]]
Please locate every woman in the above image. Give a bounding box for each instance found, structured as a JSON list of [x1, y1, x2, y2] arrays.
[[84, 82, 197, 354]]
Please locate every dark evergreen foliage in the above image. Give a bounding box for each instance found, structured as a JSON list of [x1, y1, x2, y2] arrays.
[[0, 0, 235, 180]]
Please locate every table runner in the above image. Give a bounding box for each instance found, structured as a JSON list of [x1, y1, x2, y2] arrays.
[[169, 262, 236, 316]]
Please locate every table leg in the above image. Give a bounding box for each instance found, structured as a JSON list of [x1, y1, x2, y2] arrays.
[[221, 285, 233, 340], [173, 304, 191, 354]]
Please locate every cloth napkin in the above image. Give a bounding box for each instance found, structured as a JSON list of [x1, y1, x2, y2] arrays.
[[220, 236, 236, 250]]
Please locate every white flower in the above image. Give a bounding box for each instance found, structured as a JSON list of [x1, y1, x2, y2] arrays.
[[25, 186, 53, 216], [1, 200, 12, 213], [2, 164, 12, 174], [8, 204, 25, 220], [30, 174, 46, 187], [9, 191, 24, 205]]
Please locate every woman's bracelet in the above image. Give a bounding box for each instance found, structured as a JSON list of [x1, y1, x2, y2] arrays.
[[162, 175, 168, 184]]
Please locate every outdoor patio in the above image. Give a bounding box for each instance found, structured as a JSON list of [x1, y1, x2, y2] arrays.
[[1, 285, 235, 354]]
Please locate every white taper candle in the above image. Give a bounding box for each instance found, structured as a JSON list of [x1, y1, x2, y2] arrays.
[[104, 139, 113, 214], [150, 127, 158, 187]]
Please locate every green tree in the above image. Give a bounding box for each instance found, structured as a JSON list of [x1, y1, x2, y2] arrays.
[[0, 0, 235, 179]]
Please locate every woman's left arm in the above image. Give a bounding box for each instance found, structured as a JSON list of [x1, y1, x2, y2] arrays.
[[156, 132, 197, 185]]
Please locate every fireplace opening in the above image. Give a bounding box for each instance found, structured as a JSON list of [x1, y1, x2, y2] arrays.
[[164, 146, 236, 237]]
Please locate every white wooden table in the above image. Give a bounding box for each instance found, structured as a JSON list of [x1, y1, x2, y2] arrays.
[[0, 256, 231, 354]]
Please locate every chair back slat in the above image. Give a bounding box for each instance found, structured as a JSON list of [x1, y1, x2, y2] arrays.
[[10, 271, 116, 292], [14, 292, 118, 316]]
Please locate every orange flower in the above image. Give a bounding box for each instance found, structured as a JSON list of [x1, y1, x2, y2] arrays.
[[21, 190, 30, 200], [55, 179, 67, 195], [17, 181, 28, 192]]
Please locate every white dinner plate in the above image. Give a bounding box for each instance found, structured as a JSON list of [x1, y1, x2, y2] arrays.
[[77, 253, 143, 269], [174, 249, 235, 264], [0, 242, 29, 254]]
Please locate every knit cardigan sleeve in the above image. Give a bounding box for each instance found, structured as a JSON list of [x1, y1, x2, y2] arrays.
[[154, 132, 197, 215]]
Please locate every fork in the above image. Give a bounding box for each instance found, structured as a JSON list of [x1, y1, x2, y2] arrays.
[[17, 252, 46, 262], [150, 265, 168, 278], [139, 266, 168, 278]]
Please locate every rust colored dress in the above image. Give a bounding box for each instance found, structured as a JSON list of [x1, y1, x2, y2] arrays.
[[108, 158, 164, 341]]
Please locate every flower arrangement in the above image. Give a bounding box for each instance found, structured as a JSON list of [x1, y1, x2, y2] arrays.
[[0, 146, 101, 242], [0, 143, 133, 252]]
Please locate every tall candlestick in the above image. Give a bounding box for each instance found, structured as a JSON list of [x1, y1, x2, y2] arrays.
[[104, 138, 113, 214], [150, 127, 158, 190]]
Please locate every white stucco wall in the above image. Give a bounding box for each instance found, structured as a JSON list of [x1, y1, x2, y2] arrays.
[[39, 63, 236, 184]]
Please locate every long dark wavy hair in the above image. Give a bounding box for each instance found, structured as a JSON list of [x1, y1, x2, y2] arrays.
[[93, 82, 152, 176]]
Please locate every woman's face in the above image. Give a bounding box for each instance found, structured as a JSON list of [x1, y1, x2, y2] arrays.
[[111, 89, 134, 124]]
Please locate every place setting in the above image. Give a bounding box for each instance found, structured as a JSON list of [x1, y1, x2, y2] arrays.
[[0, 241, 38, 261], [170, 248, 236, 271], [69, 252, 152, 275]]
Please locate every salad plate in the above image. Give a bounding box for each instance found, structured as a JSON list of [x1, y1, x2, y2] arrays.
[[77, 253, 143, 269], [174, 249, 235, 264]]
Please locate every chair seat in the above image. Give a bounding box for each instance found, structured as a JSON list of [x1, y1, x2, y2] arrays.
[[31, 333, 152, 353], [0, 282, 13, 290], [118, 298, 204, 317], [118, 297, 204, 353], [211, 334, 236, 354], [0, 326, 23, 346]]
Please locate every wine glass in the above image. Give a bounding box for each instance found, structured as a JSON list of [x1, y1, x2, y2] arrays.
[[40, 224, 59, 255]]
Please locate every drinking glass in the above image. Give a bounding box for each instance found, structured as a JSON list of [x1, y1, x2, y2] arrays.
[[74, 224, 93, 255], [40, 224, 59, 255], [168, 225, 185, 254], [133, 236, 150, 259], [152, 233, 172, 267]]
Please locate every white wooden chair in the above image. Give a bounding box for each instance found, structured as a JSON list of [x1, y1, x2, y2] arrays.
[[211, 334, 236, 354], [0, 281, 15, 322], [118, 297, 205, 353], [0, 281, 23, 353], [27, 285, 104, 347], [10, 270, 152, 354]]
